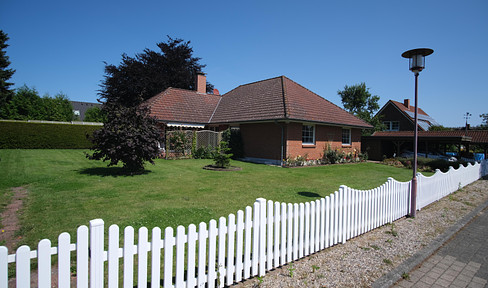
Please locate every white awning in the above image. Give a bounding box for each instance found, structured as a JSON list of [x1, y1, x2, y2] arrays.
[[166, 122, 205, 128]]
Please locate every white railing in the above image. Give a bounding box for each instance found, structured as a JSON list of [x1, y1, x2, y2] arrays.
[[1, 160, 487, 287]]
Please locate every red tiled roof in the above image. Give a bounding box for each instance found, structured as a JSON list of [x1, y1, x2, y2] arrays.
[[372, 130, 488, 144], [145, 88, 221, 124], [210, 76, 285, 123], [390, 100, 428, 116], [211, 76, 372, 128], [146, 76, 372, 129]]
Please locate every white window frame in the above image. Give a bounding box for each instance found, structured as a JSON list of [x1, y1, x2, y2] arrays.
[[383, 121, 400, 131], [302, 125, 315, 145], [342, 128, 351, 146]]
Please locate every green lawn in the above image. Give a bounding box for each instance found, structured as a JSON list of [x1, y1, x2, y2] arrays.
[[0, 149, 419, 248]]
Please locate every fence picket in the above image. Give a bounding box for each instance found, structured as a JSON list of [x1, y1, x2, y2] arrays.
[[305, 202, 310, 256], [281, 203, 287, 265], [187, 224, 197, 288], [243, 206, 252, 279], [77, 225, 89, 288], [123, 226, 135, 288], [108, 225, 119, 288], [176, 226, 186, 288], [16, 246, 30, 288], [218, 217, 226, 287], [38, 239, 51, 288], [309, 201, 315, 254], [227, 214, 236, 286], [208, 220, 217, 288], [197, 222, 208, 287], [235, 211, 244, 282], [274, 202, 280, 268], [267, 200, 274, 271], [58, 232, 71, 288], [151, 227, 162, 288], [138, 227, 149, 288], [293, 203, 299, 260], [163, 227, 174, 288], [90, 219, 104, 288], [0, 247, 7, 288]]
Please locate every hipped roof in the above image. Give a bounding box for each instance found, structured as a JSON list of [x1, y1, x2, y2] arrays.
[[146, 76, 372, 129]]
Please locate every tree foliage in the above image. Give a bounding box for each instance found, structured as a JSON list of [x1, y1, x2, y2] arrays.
[[338, 83, 383, 133], [84, 106, 105, 122], [86, 102, 161, 172], [0, 30, 16, 118], [99, 36, 214, 107], [481, 113, 488, 128], [3, 85, 74, 121]]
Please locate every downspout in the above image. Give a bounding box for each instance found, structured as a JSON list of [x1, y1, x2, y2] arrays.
[[274, 120, 285, 167]]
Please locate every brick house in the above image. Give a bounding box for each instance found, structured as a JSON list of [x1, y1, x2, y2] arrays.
[[146, 74, 372, 165]]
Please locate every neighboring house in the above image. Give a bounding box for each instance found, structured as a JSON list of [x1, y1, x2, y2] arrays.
[[364, 99, 488, 160], [376, 99, 440, 131], [145, 74, 372, 165], [71, 101, 101, 121], [362, 130, 488, 161]]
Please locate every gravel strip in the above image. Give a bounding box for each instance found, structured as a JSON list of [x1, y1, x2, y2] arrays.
[[233, 177, 488, 288]]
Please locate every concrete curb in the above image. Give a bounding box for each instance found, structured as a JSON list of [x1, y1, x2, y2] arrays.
[[372, 197, 488, 288]]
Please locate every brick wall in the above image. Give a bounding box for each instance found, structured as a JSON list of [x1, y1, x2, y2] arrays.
[[239, 122, 363, 161], [286, 122, 362, 160], [240, 122, 283, 160]]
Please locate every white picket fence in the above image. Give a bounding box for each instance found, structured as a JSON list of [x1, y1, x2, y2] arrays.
[[1, 160, 487, 288]]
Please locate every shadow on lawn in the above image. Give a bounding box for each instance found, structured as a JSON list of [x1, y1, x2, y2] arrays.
[[78, 167, 152, 177], [297, 191, 322, 198]]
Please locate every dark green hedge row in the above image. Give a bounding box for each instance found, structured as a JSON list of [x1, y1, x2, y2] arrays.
[[0, 121, 101, 149]]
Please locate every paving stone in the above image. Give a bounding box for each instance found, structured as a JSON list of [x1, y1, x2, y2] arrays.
[[440, 272, 457, 282], [421, 276, 436, 285]]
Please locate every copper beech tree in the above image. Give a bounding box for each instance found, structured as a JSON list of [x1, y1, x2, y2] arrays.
[[87, 36, 211, 172]]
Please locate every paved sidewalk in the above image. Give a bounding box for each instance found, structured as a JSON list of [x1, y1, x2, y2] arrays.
[[375, 200, 488, 288]]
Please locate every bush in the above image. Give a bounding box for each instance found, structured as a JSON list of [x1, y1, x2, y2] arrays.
[[212, 141, 233, 168], [0, 121, 100, 149], [193, 146, 214, 159], [383, 157, 469, 173]]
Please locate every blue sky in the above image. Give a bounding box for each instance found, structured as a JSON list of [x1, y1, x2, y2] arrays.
[[1, 0, 487, 127]]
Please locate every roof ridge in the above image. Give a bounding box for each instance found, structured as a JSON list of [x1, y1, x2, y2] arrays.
[[221, 76, 285, 97], [208, 96, 223, 123], [280, 76, 289, 118]]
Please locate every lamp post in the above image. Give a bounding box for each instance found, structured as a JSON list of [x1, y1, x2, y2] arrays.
[[402, 48, 434, 217]]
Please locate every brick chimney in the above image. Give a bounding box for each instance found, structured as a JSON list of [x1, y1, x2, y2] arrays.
[[195, 72, 206, 94], [404, 99, 410, 109]]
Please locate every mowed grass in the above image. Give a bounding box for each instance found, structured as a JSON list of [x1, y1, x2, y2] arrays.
[[0, 149, 419, 248]]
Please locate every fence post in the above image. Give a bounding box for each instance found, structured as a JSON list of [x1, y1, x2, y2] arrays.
[[90, 219, 104, 288]]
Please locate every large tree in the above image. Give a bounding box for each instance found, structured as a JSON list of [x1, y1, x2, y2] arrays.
[[86, 101, 161, 172], [100, 36, 214, 107], [0, 30, 16, 118], [338, 83, 383, 132], [89, 36, 213, 171]]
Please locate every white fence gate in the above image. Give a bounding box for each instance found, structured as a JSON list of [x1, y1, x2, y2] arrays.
[[1, 160, 487, 287]]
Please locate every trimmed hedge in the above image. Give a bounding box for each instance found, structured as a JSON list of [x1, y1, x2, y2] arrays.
[[0, 121, 101, 149]]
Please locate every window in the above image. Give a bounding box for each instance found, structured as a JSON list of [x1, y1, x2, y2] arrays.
[[342, 128, 351, 145], [302, 125, 315, 145], [383, 121, 400, 131]]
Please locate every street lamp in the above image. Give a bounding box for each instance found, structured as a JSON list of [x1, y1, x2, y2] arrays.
[[402, 48, 434, 217]]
